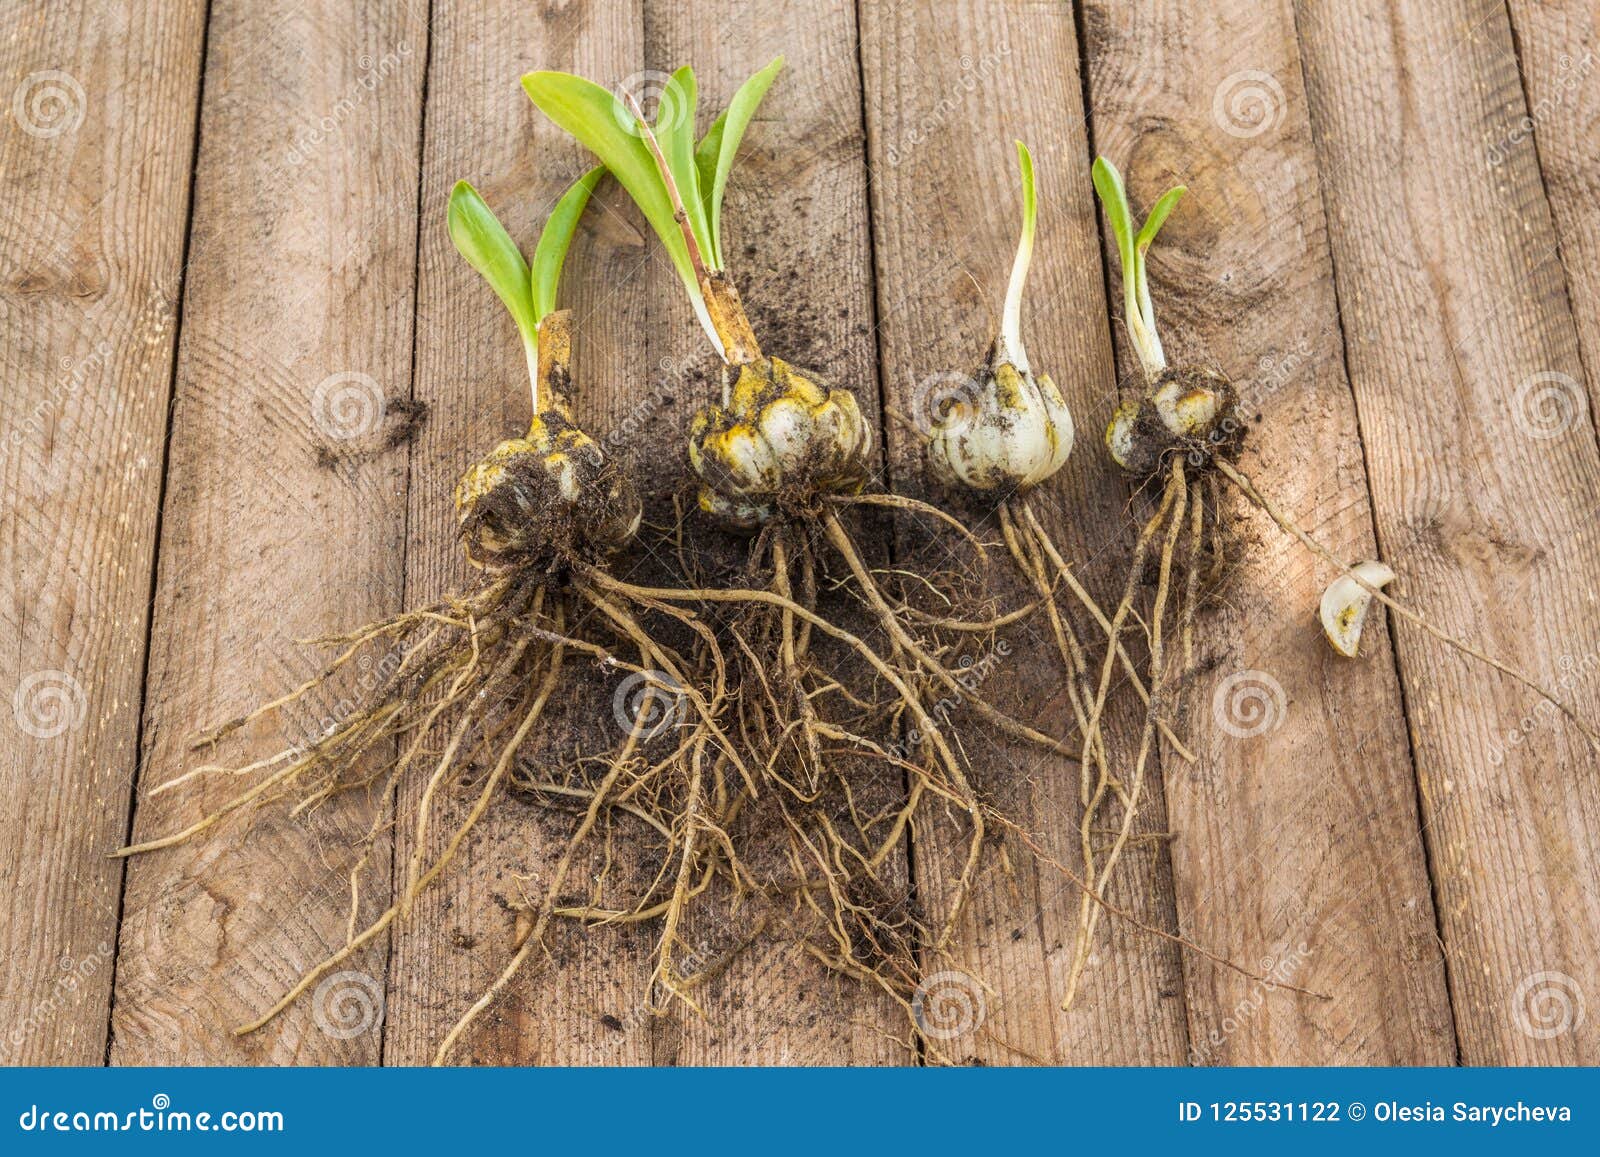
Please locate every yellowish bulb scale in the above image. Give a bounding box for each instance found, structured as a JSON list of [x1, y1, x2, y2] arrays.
[[1319, 560, 1396, 658]]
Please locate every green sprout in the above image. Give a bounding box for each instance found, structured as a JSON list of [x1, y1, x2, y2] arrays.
[[1091, 155, 1185, 382], [447, 168, 603, 410], [522, 59, 782, 364]]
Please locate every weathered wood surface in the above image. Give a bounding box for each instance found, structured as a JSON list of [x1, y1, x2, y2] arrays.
[[0, 0, 207, 1065], [2, 0, 1598, 1065], [1296, 0, 1600, 1063], [110, 0, 428, 1062]]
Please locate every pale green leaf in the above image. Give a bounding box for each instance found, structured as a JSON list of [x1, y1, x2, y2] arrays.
[[530, 166, 604, 322], [656, 66, 716, 267], [448, 179, 536, 350], [1000, 140, 1037, 368], [703, 56, 782, 270], [523, 71, 702, 308]]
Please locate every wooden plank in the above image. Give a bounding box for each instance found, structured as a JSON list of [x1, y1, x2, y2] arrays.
[[1078, 0, 1455, 1065], [859, 0, 1190, 1064], [642, 0, 904, 1066], [110, 0, 428, 1062], [1294, 0, 1600, 1062], [1504, 7, 1600, 433], [0, 0, 206, 1065], [382, 0, 662, 1066]]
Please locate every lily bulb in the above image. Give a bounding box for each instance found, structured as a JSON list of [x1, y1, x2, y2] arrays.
[[928, 337, 1073, 494], [689, 356, 874, 529], [455, 409, 641, 571], [928, 141, 1072, 496]]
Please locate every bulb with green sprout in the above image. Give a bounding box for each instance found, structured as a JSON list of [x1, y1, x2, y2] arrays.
[[1061, 154, 1600, 1019], [1093, 156, 1238, 476], [450, 174, 641, 569], [524, 59, 871, 530], [114, 172, 747, 1068], [927, 141, 1073, 494]]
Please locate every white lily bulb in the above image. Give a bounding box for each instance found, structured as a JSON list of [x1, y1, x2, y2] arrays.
[[689, 356, 874, 529], [928, 344, 1073, 495], [1319, 560, 1396, 658]]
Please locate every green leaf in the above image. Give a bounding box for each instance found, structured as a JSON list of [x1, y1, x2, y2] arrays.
[[1134, 185, 1185, 257], [694, 109, 729, 264], [523, 71, 703, 311], [701, 56, 782, 270], [530, 166, 604, 322], [448, 179, 537, 350], [1092, 155, 1165, 377], [656, 67, 716, 268], [1000, 140, 1037, 368], [1132, 184, 1185, 349], [1090, 156, 1136, 288]]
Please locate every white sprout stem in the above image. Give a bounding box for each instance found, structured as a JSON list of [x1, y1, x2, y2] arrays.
[[1126, 251, 1165, 380], [1000, 141, 1036, 375], [1133, 251, 1166, 377]]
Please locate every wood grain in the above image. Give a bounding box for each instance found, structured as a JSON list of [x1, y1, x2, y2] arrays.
[[1504, 6, 1600, 433], [383, 0, 662, 1066], [0, 0, 206, 1065], [110, 0, 428, 1062], [859, 0, 1189, 1064], [1295, 0, 1600, 1062], [1077, 0, 1455, 1064]]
